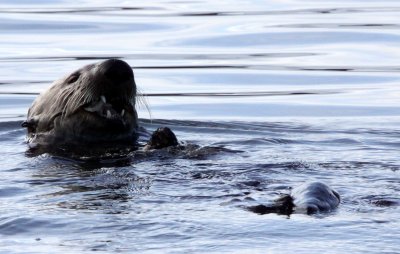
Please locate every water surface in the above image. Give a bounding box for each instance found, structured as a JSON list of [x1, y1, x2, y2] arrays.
[[0, 0, 399, 253]]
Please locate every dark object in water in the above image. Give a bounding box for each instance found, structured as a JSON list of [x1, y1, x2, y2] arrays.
[[248, 195, 294, 215], [145, 127, 179, 150], [248, 182, 340, 215], [22, 59, 138, 147]]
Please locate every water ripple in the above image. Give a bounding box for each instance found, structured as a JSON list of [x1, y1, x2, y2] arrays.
[[0, 1, 400, 253]]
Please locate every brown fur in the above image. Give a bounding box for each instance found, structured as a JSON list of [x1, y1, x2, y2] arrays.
[[23, 59, 138, 146]]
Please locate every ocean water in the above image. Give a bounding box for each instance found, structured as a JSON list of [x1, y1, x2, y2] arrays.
[[0, 0, 399, 253]]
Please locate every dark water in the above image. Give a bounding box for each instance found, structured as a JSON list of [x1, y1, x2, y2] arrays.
[[1, 1, 399, 253]]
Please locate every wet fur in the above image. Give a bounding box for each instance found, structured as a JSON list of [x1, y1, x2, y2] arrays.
[[249, 182, 340, 215], [23, 59, 138, 146]]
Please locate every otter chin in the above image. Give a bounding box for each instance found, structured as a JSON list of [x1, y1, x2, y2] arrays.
[[22, 59, 138, 148]]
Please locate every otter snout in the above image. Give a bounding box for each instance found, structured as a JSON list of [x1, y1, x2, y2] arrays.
[[99, 59, 134, 85]]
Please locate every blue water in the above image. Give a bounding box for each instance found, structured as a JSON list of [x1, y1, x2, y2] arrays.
[[0, 1, 399, 253]]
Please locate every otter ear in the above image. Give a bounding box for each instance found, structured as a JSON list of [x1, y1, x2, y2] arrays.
[[22, 118, 37, 128], [22, 117, 39, 133], [21, 121, 29, 128]]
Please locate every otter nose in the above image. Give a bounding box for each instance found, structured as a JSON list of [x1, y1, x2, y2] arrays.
[[101, 59, 134, 84]]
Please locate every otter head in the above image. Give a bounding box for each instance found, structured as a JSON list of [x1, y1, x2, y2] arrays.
[[23, 59, 138, 147]]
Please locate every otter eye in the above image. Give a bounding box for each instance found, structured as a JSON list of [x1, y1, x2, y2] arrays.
[[66, 73, 80, 84]]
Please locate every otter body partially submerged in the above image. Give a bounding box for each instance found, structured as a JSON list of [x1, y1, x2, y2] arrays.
[[249, 182, 340, 215], [23, 59, 138, 147], [290, 181, 340, 214]]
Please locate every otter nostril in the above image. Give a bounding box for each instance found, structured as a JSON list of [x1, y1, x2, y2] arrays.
[[102, 59, 133, 84]]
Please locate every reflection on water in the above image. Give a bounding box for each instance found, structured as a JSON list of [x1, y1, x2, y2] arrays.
[[0, 0, 399, 253]]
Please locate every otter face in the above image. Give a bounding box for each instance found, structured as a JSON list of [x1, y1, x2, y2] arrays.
[[23, 59, 138, 146]]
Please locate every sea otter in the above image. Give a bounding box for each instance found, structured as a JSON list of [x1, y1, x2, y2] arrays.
[[22, 59, 139, 148], [248, 182, 340, 215], [290, 181, 340, 214]]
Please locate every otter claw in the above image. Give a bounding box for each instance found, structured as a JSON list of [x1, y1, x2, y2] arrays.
[[101, 95, 106, 103], [121, 109, 125, 117]]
